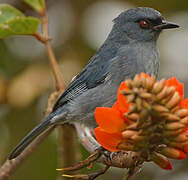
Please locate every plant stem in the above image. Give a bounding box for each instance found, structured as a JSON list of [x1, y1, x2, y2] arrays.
[[59, 124, 80, 168], [0, 126, 56, 180], [40, 3, 78, 180], [41, 2, 66, 91], [0, 1, 76, 180]]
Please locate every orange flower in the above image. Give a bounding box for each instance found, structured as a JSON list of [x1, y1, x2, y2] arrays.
[[94, 127, 123, 151], [94, 85, 130, 151], [95, 107, 127, 133], [115, 82, 130, 114], [94, 73, 188, 170], [181, 97, 188, 108], [166, 77, 184, 99]]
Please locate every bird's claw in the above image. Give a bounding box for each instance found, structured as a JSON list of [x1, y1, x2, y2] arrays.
[[61, 166, 110, 180], [57, 148, 108, 180], [57, 147, 104, 172]]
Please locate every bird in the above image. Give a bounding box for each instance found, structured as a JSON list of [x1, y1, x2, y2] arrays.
[[8, 7, 179, 160]]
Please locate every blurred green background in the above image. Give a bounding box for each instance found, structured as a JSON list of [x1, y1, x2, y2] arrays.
[[0, 0, 188, 180]]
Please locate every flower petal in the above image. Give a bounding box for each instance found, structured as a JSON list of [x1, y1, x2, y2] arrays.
[[118, 81, 129, 91], [160, 147, 186, 160], [181, 98, 188, 109], [95, 107, 126, 133], [166, 77, 184, 98], [112, 102, 119, 110], [183, 126, 188, 133], [94, 127, 123, 151], [183, 143, 188, 154], [151, 152, 173, 170], [116, 82, 130, 113]]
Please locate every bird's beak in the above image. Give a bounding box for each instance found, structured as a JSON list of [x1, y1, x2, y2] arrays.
[[153, 20, 180, 30]]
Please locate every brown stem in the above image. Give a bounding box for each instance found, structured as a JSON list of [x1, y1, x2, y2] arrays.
[[59, 125, 80, 167], [41, 2, 66, 91], [40, 3, 78, 180], [0, 1, 77, 180], [34, 33, 47, 43], [0, 126, 55, 180]]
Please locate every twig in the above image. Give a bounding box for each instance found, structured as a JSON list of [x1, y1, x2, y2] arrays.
[[39, 2, 78, 180], [0, 126, 56, 180], [0, 1, 73, 180], [59, 124, 80, 170], [122, 165, 141, 180], [72, 124, 144, 179], [40, 1, 66, 91]]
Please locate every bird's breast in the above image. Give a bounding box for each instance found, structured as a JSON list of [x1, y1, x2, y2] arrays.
[[136, 41, 159, 77]]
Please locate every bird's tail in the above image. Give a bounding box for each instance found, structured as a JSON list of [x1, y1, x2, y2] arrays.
[[8, 111, 63, 160]]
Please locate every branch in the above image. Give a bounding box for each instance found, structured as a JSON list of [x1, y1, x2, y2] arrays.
[[62, 124, 144, 180], [59, 124, 80, 168], [0, 126, 56, 180], [0, 1, 76, 180], [36, 2, 78, 180], [40, 1, 66, 91], [0, 90, 59, 180]]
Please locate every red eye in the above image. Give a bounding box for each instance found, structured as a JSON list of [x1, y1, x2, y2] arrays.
[[140, 20, 149, 28]]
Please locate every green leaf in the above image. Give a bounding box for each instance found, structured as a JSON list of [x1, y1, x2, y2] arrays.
[[24, 0, 45, 13], [0, 17, 40, 38], [0, 4, 24, 24], [0, 4, 40, 38]]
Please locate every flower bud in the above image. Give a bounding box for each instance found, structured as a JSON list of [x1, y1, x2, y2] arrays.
[[150, 152, 172, 170], [159, 147, 186, 160], [166, 92, 181, 109], [175, 109, 188, 118], [165, 122, 184, 130], [152, 79, 166, 94]]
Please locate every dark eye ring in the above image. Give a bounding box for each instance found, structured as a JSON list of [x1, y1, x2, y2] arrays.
[[139, 20, 149, 28]]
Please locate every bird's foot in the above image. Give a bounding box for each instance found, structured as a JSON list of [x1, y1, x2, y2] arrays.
[[61, 165, 110, 180], [123, 165, 142, 180], [56, 147, 104, 172], [57, 147, 108, 180]]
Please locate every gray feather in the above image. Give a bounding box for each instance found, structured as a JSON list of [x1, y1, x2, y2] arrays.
[[8, 7, 179, 160]]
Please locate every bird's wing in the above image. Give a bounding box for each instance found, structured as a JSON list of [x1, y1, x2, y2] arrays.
[[53, 55, 110, 111]]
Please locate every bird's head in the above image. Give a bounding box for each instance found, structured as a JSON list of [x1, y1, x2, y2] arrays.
[[112, 7, 179, 42]]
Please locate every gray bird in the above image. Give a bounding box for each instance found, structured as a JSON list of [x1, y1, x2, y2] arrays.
[[8, 7, 179, 160]]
